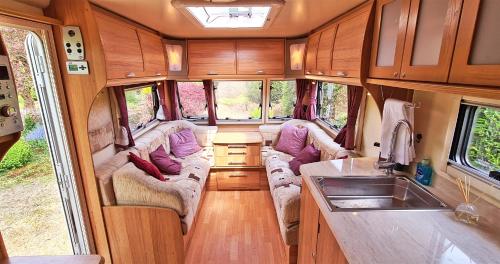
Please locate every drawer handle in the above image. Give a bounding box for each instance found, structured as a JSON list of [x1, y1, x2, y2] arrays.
[[126, 72, 136, 78], [155, 72, 162, 76], [207, 71, 218, 75], [256, 70, 265, 74], [228, 145, 247, 149], [228, 152, 247, 155], [336, 71, 347, 77], [317, 71, 324, 75], [229, 174, 248, 177], [228, 162, 246, 165]]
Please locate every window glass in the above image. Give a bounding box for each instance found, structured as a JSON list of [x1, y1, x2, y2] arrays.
[[317, 82, 348, 129], [269, 80, 296, 119], [214, 80, 262, 120], [125, 86, 156, 132], [177, 81, 208, 120]]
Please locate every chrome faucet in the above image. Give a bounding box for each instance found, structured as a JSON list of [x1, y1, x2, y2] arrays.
[[376, 119, 413, 175]]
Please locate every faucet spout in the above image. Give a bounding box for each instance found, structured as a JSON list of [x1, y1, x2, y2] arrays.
[[377, 119, 414, 175]]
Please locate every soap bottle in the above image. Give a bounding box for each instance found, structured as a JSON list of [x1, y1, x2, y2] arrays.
[[415, 159, 432, 186]]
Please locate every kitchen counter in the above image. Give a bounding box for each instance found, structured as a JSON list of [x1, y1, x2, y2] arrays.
[[300, 157, 500, 264]]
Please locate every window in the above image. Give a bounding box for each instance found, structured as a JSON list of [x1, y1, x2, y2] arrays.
[[186, 6, 271, 28], [177, 81, 208, 120], [214, 80, 262, 120], [449, 102, 499, 183], [268, 80, 296, 120], [317, 82, 348, 130], [125, 85, 158, 132]]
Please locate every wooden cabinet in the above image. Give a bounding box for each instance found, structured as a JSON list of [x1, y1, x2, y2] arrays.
[[188, 40, 236, 76], [137, 29, 167, 77], [216, 170, 260, 190], [316, 214, 348, 264], [214, 143, 261, 167], [315, 25, 337, 76], [305, 32, 321, 75], [236, 39, 285, 75], [331, 4, 371, 78], [449, 0, 500, 86], [94, 10, 144, 79]]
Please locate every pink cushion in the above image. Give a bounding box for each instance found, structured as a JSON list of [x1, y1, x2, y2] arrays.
[[275, 125, 308, 156], [150, 145, 181, 175], [128, 152, 165, 181], [289, 144, 320, 175], [169, 128, 202, 158]]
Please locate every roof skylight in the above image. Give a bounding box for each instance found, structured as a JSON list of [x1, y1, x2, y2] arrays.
[[186, 6, 271, 28]]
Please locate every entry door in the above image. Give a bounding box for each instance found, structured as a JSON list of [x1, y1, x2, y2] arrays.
[[25, 33, 89, 255]]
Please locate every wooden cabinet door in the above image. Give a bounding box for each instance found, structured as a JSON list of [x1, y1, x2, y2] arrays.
[[369, 0, 411, 79], [297, 183, 320, 264], [305, 32, 321, 75], [94, 11, 144, 79], [236, 39, 284, 75], [188, 40, 236, 76], [315, 24, 337, 76], [316, 214, 347, 264], [400, 0, 462, 82], [449, 0, 500, 86], [137, 29, 167, 77], [331, 4, 371, 78]]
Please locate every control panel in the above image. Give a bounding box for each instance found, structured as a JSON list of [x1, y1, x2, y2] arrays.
[[0, 55, 23, 137], [62, 26, 84, 61]]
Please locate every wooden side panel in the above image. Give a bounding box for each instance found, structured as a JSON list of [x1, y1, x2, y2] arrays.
[[297, 183, 320, 264], [305, 32, 321, 74], [93, 9, 144, 79], [137, 29, 167, 77], [103, 206, 185, 264], [217, 170, 261, 190], [316, 24, 337, 75], [0, 232, 7, 259], [188, 40, 236, 76], [316, 214, 348, 264], [236, 39, 285, 75], [331, 5, 371, 78]]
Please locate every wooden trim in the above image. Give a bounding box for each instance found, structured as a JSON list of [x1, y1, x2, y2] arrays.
[[0, 232, 7, 260], [181, 74, 284, 80], [305, 75, 362, 86], [0, 7, 61, 25], [106, 76, 167, 87]]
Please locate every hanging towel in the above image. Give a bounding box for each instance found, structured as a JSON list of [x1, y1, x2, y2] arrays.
[[380, 99, 415, 165]]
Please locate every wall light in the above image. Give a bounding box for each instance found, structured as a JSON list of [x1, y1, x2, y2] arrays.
[[166, 44, 183, 72], [289, 43, 305, 71]]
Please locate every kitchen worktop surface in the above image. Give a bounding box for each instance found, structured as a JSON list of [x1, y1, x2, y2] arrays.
[[300, 157, 500, 264]]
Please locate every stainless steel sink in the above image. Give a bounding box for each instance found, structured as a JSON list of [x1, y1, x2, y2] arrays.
[[311, 176, 449, 211]]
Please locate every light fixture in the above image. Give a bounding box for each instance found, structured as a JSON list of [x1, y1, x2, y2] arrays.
[[166, 44, 183, 72], [289, 43, 305, 71], [186, 6, 271, 28]]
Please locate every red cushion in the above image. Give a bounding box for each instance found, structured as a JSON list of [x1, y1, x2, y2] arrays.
[[289, 144, 320, 176], [128, 152, 165, 181], [150, 145, 182, 175]]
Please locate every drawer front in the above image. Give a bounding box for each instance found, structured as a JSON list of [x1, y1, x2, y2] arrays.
[[214, 144, 261, 167], [215, 155, 260, 167], [214, 144, 260, 157], [217, 170, 260, 190]]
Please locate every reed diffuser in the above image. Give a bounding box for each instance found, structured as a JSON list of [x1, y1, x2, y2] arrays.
[[454, 176, 479, 225]]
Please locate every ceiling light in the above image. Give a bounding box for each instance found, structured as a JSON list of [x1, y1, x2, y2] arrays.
[[186, 6, 271, 28]]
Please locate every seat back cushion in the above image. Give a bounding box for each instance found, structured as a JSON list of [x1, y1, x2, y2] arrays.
[[169, 128, 202, 158], [274, 125, 308, 156]]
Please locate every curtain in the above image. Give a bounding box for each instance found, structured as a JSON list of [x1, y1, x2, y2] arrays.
[[305, 81, 318, 121], [293, 79, 309, 119], [334, 85, 364, 150], [203, 80, 217, 126], [166, 80, 181, 120], [113, 86, 135, 147], [157, 81, 171, 121]]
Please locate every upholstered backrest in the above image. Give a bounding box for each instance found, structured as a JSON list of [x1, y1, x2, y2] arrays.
[[156, 120, 218, 147]]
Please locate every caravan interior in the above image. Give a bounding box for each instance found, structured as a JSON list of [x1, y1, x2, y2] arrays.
[[0, 0, 498, 263]]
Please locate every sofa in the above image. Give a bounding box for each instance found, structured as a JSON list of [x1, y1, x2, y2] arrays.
[[94, 120, 217, 234], [259, 119, 350, 247]]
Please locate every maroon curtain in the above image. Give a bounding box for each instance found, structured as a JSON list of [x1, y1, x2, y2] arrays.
[[305, 81, 318, 121], [293, 79, 309, 119], [113, 86, 135, 147], [167, 80, 181, 120], [203, 80, 217, 126], [157, 81, 171, 121], [334, 85, 364, 149]]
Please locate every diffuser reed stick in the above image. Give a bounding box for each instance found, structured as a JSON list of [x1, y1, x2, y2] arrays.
[[454, 175, 478, 224]]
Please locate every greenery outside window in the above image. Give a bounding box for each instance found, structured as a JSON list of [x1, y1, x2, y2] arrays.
[[268, 80, 296, 120], [316, 82, 348, 130], [125, 85, 158, 132], [214, 80, 263, 120], [449, 102, 499, 184], [177, 81, 208, 120]]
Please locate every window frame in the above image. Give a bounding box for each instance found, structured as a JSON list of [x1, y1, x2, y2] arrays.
[[316, 81, 348, 132], [267, 79, 297, 121], [449, 101, 499, 185], [176, 81, 209, 122], [124, 83, 159, 135], [213, 79, 264, 122]]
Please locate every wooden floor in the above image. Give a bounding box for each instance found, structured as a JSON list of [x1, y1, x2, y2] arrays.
[[185, 191, 287, 264]]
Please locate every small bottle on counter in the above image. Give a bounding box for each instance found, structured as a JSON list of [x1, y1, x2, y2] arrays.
[[415, 159, 432, 186]]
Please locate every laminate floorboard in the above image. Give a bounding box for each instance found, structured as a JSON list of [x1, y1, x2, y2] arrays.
[[185, 191, 286, 264]]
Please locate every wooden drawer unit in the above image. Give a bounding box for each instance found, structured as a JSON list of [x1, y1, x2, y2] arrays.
[[217, 170, 260, 190], [214, 144, 260, 167]]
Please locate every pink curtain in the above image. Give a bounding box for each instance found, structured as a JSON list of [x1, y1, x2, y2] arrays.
[[293, 79, 309, 119], [113, 86, 135, 147], [203, 80, 217, 126], [167, 80, 181, 120], [305, 81, 318, 121], [334, 85, 364, 150], [157, 81, 171, 121]]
